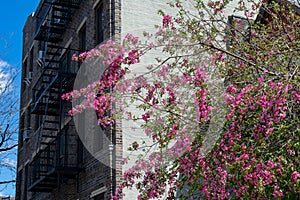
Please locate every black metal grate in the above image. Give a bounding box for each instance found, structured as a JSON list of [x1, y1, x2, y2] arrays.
[[28, 124, 80, 192]]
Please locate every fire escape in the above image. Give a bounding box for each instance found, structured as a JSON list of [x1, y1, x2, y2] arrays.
[[28, 0, 82, 192]]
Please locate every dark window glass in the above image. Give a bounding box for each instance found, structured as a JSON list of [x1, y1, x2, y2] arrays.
[[59, 128, 68, 165], [61, 51, 71, 73], [34, 114, 41, 132], [24, 165, 28, 200], [78, 139, 85, 164], [18, 170, 23, 199], [19, 116, 25, 147], [96, 3, 104, 44], [78, 111, 86, 164], [26, 108, 31, 131], [29, 47, 34, 72], [59, 133, 65, 164], [94, 193, 105, 200], [79, 25, 86, 51], [21, 59, 27, 93]]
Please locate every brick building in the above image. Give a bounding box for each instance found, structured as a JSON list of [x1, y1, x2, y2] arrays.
[[17, 0, 123, 199], [16, 0, 189, 199]]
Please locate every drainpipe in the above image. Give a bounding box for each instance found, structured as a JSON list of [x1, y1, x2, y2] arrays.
[[109, 0, 117, 197]]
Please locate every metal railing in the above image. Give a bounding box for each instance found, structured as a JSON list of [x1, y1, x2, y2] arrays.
[[28, 126, 80, 191]]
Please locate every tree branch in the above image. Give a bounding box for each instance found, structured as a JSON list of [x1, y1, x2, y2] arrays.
[[0, 180, 16, 185], [0, 144, 18, 152], [0, 124, 9, 147]]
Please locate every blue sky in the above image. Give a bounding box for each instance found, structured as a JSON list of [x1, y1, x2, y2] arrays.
[[0, 1, 40, 68], [0, 1, 40, 197]]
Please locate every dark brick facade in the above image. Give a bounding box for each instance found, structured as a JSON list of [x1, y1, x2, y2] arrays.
[[16, 1, 122, 200]]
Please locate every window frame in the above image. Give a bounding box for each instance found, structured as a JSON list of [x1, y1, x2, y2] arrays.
[[79, 24, 87, 52], [93, 193, 105, 200], [95, 2, 104, 44], [60, 50, 72, 73], [29, 47, 34, 72], [21, 59, 28, 93]]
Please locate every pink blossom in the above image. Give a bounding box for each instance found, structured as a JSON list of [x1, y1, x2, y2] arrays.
[[291, 171, 299, 182], [142, 113, 150, 122], [162, 15, 172, 27]]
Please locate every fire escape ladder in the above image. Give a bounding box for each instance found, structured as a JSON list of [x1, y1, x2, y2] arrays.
[[37, 94, 50, 150], [28, 122, 80, 192], [37, 95, 59, 151], [28, 140, 58, 192], [31, 71, 60, 115], [28, 0, 83, 193]]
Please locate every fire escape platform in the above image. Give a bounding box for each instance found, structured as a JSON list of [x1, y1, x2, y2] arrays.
[[34, 0, 82, 42], [34, 26, 64, 43], [31, 72, 76, 116], [28, 126, 81, 193], [28, 166, 79, 192]]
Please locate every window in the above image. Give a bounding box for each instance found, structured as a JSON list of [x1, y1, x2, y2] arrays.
[[29, 47, 34, 72], [93, 113, 103, 153], [18, 170, 23, 200], [93, 193, 105, 200], [19, 115, 25, 147], [60, 50, 77, 74], [90, 187, 106, 200], [227, 15, 249, 43], [26, 108, 31, 131], [59, 133, 65, 165], [35, 114, 43, 132], [78, 110, 86, 164], [61, 51, 71, 73], [96, 3, 104, 44], [79, 24, 86, 52], [17, 167, 28, 200], [77, 110, 86, 136], [24, 165, 28, 200], [21, 59, 27, 93], [59, 128, 68, 165], [78, 139, 85, 164]]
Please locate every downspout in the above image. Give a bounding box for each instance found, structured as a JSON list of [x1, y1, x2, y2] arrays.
[[110, 0, 117, 197]]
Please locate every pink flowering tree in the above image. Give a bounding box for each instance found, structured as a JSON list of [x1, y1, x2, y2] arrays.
[[63, 0, 300, 199]]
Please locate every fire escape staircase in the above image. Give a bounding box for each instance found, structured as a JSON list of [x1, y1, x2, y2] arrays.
[[28, 0, 82, 192]]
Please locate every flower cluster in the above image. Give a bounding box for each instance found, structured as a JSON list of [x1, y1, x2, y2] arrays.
[[63, 0, 300, 199], [162, 15, 172, 28]]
